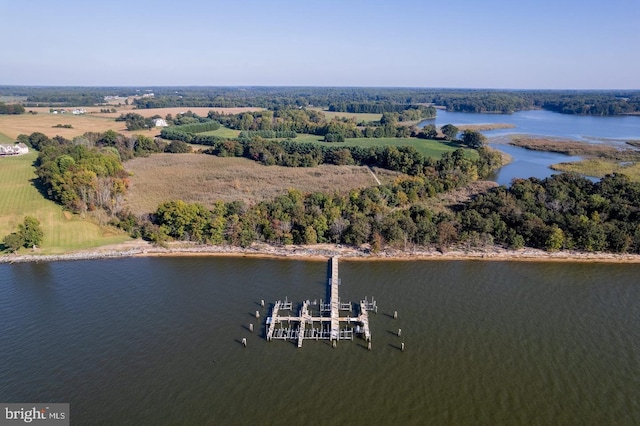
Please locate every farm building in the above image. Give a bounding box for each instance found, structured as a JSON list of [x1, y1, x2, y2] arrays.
[[0, 143, 29, 156], [153, 118, 168, 127]]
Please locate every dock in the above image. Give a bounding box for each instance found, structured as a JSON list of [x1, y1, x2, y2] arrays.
[[264, 256, 376, 348]]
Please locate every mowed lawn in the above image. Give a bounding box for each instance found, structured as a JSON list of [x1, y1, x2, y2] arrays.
[[0, 152, 128, 254]]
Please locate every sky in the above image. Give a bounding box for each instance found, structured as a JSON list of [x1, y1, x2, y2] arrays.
[[0, 0, 638, 89]]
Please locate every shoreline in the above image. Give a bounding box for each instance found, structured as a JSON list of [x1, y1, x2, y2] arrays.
[[3, 241, 640, 264]]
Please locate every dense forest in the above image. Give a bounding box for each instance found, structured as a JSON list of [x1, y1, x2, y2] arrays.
[[1, 86, 639, 116]]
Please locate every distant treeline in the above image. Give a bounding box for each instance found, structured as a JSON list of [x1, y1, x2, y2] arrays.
[[1, 86, 639, 115], [328, 102, 436, 119]]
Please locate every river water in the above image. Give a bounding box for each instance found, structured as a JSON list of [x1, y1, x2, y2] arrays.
[[419, 109, 640, 185], [1, 257, 639, 425]]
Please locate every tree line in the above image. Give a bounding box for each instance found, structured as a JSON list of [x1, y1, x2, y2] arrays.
[[2, 86, 638, 116], [112, 170, 640, 255], [0, 102, 25, 114]]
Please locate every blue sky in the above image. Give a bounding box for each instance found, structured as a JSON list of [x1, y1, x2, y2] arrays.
[[0, 0, 638, 89]]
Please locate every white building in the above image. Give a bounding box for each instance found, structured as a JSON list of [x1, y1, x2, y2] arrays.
[[153, 118, 168, 127], [0, 143, 29, 156]]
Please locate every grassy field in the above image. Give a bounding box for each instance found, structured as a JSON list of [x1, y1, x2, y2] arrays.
[[124, 154, 400, 215], [198, 126, 241, 139], [0, 152, 128, 254], [0, 131, 14, 143]]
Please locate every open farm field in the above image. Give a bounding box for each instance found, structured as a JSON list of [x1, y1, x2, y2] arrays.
[[0, 152, 128, 254], [124, 154, 399, 215], [0, 111, 129, 139], [309, 107, 381, 122]]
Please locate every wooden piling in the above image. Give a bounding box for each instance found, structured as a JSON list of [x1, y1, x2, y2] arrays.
[[242, 338, 247, 347]]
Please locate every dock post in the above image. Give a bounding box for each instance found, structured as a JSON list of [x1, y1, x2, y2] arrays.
[[398, 328, 402, 337], [242, 338, 247, 347], [249, 324, 254, 333], [367, 342, 372, 351], [261, 299, 264, 307], [332, 340, 337, 348], [401, 343, 405, 352], [394, 311, 398, 319], [255, 310, 260, 319]]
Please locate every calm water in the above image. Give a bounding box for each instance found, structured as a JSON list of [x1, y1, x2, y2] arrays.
[[419, 109, 640, 185], [420, 109, 640, 141], [487, 144, 585, 186], [1, 257, 639, 425]]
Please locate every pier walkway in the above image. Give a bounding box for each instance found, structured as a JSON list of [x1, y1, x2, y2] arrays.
[[264, 256, 376, 348]]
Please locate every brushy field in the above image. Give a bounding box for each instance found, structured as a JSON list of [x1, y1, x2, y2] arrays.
[[124, 154, 400, 215], [0, 152, 128, 254]]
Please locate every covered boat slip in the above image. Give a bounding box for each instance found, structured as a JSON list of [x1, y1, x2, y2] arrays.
[[265, 257, 375, 348]]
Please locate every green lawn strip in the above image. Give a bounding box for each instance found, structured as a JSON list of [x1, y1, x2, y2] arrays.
[[281, 135, 476, 159], [0, 152, 129, 255], [198, 126, 241, 139], [0, 131, 15, 143]]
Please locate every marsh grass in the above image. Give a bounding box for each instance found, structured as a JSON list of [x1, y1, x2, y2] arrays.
[[123, 154, 399, 215]]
